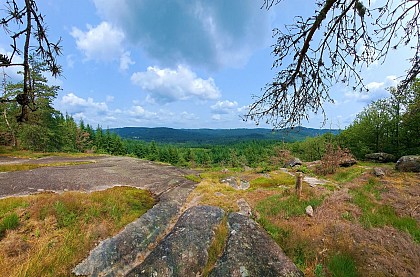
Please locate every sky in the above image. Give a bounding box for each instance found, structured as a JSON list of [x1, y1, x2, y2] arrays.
[[0, 0, 413, 129]]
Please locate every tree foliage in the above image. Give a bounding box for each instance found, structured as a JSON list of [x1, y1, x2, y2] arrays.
[[339, 79, 420, 158], [247, 0, 419, 128], [0, 0, 62, 121]]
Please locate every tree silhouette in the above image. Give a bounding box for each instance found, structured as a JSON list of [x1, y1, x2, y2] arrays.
[[0, 0, 62, 121], [247, 0, 419, 129]]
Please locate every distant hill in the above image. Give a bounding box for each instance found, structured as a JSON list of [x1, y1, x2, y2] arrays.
[[110, 127, 340, 145]]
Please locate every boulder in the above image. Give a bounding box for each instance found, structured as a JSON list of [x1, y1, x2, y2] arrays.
[[395, 155, 420, 172], [283, 157, 302, 168], [236, 198, 252, 217], [373, 167, 386, 177], [126, 206, 225, 277], [339, 158, 357, 167], [209, 213, 304, 277], [365, 152, 396, 163], [305, 205, 314, 217], [221, 177, 250, 190]]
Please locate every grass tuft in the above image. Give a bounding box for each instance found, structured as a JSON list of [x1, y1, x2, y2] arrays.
[[0, 213, 20, 238], [202, 215, 229, 276], [330, 166, 365, 184], [327, 253, 357, 277], [256, 194, 323, 219]]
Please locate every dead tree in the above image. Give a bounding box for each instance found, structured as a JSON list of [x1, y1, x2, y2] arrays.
[[0, 0, 62, 121]]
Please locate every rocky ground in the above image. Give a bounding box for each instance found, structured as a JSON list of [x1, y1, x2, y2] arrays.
[[0, 155, 303, 276]]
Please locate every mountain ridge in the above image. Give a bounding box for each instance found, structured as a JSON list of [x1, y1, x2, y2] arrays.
[[110, 126, 340, 145]]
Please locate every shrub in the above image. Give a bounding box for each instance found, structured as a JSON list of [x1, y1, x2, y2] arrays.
[[316, 144, 354, 175]]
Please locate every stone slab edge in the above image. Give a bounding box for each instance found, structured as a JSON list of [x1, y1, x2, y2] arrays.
[[73, 179, 196, 277]]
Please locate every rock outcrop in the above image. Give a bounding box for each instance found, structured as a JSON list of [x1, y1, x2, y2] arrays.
[[220, 177, 250, 190], [209, 212, 304, 277], [284, 157, 303, 168], [395, 155, 420, 172], [126, 206, 225, 277], [73, 180, 196, 277], [365, 152, 396, 163]]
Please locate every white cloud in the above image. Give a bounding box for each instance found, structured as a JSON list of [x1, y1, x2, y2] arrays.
[[131, 65, 221, 104], [60, 93, 108, 114], [367, 81, 385, 91], [345, 75, 399, 103], [91, 0, 270, 69], [120, 51, 135, 71], [66, 54, 75, 68], [210, 100, 238, 114], [212, 114, 222, 121], [70, 22, 134, 70]]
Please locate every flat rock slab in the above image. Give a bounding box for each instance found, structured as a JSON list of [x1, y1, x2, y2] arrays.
[[0, 156, 195, 197], [126, 206, 225, 277], [209, 212, 304, 277], [73, 180, 196, 277]]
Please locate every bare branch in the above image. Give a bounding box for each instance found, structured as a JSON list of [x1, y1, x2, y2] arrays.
[[248, 0, 420, 129]]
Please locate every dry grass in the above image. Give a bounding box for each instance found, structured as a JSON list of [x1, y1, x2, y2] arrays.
[[193, 165, 420, 277], [0, 147, 101, 159], [0, 161, 94, 172], [0, 187, 155, 277]]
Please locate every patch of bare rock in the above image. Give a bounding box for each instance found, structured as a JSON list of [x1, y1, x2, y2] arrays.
[[73, 180, 196, 276], [209, 212, 303, 277], [74, 205, 303, 277]]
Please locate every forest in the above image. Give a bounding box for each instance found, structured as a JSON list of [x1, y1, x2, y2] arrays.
[[1, 58, 419, 168]]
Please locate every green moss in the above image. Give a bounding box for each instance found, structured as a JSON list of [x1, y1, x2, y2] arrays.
[[331, 166, 364, 183], [250, 173, 295, 189], [185, 174, 201, 183]]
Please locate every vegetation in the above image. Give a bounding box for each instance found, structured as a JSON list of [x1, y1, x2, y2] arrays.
[[327, 253, 357, 277], [248, 0, 419, 129], [350, 178, 420, 243], [202, 216, 229, 276], [0, 187, 155, 276], [339, 79, 420, 158], [0, 0, 62, 122], [0, 18, 418, 275]]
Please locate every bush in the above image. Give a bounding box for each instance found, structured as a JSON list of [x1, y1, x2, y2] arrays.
[[316, 144, 354, 175]]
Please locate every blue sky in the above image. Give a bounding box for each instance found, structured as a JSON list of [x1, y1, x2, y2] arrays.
[[0, 0, 412, 129]]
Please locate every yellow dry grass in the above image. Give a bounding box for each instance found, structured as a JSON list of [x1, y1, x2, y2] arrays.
[[0, 187, 155, 277]]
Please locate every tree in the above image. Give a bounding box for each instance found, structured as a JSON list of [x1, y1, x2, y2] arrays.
[[247, 0, 419, 128], [0, 56, 61, 151], [0, 0, 62, 121], [338, 80, 420, 157]]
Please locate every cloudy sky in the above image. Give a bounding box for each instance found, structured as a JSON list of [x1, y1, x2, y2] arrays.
[[0, 0, 412, 129]]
